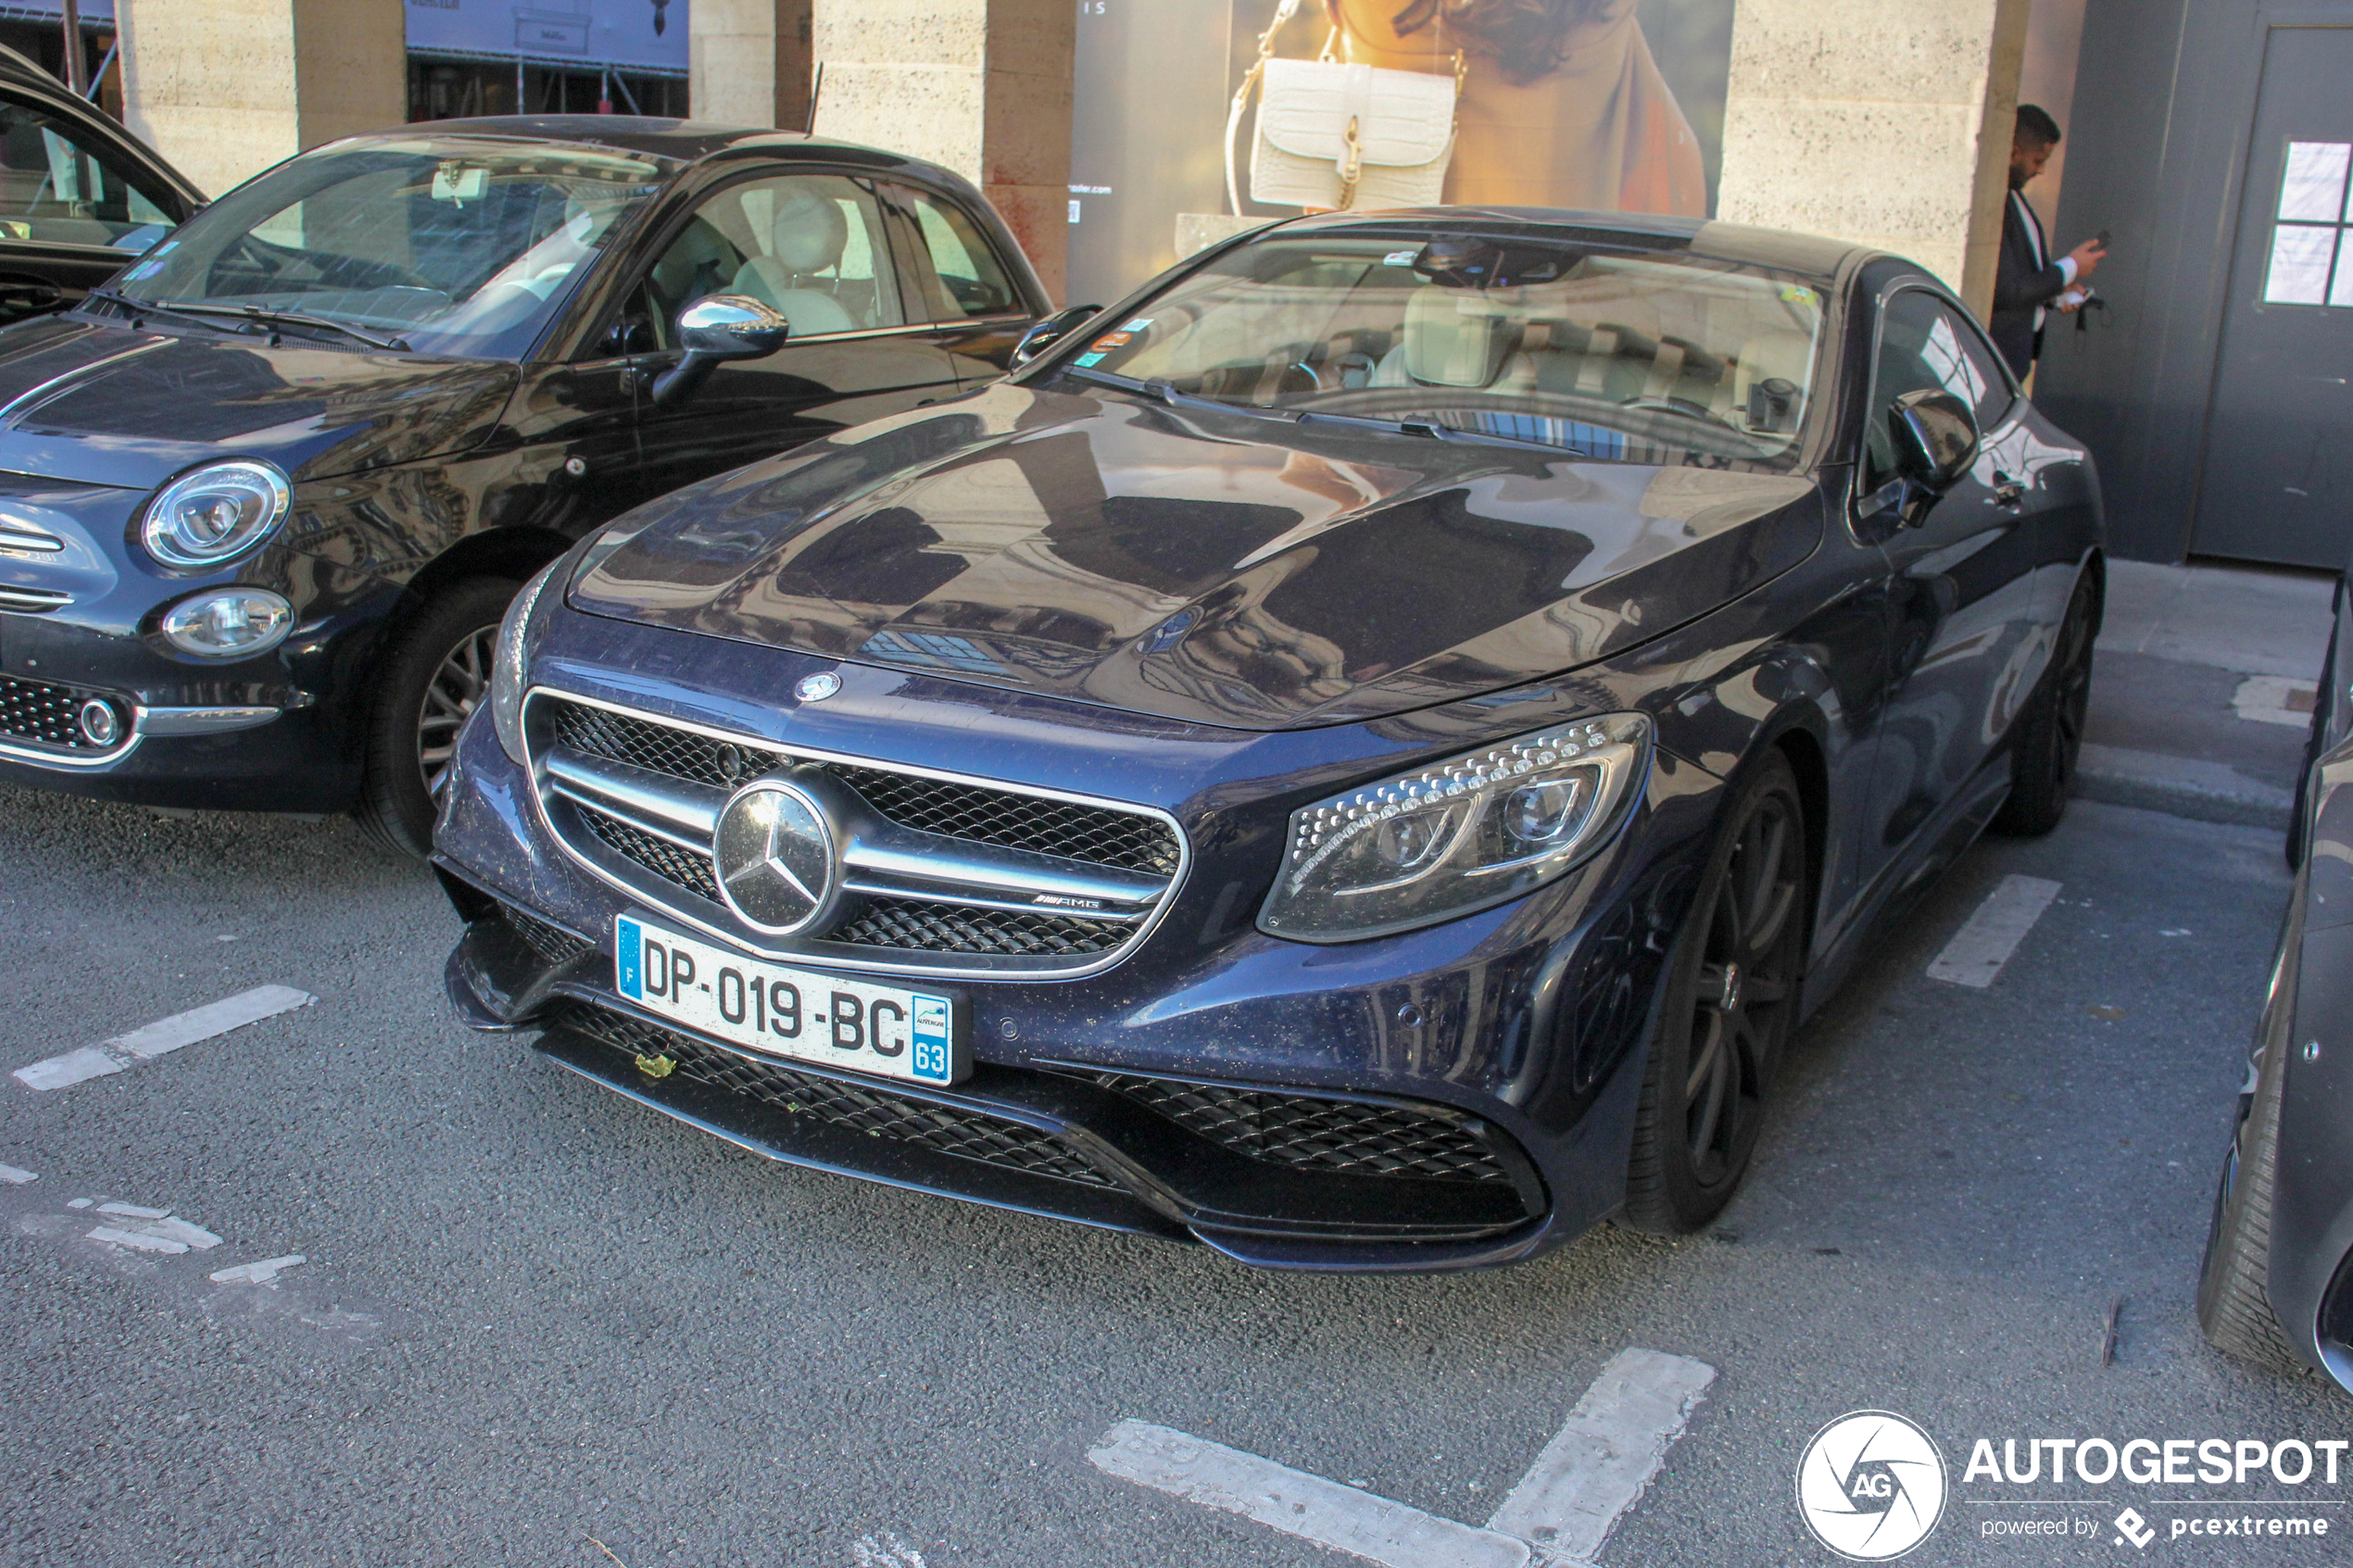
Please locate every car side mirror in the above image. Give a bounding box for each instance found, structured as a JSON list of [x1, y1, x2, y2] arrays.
[[651, 295, 790, 407], [1011, 304, 1103, 367], [1888, 388, 1979, 495]]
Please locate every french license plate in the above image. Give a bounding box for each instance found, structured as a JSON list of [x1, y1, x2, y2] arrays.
[[614, 916, 965, 1085]]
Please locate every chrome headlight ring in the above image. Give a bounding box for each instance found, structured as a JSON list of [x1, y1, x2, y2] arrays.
[[138, 459, 292, 571]]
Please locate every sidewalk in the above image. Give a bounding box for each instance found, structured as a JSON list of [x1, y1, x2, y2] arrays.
[[2079, 558, 2335, 831]]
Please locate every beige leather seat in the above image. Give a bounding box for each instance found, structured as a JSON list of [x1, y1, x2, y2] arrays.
[[1367, 287, 1535, 392], [729, 182, 859, 336]]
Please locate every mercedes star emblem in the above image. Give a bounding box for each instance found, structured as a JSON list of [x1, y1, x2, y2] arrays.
[[796, 671, 842, 702], [711, 776, 837, 934]]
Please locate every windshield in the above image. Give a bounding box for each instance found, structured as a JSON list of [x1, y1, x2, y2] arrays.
[[1051, 233, 1827, 467], [107, 137, 673, 358]]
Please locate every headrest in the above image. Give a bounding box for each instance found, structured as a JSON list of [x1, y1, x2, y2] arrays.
[[1403, 287, 1521, 388], [768, 182, 848, 275]]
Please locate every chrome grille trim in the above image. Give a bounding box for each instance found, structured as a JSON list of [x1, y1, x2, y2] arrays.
[[0, 584, 69, 611], [523, 686, 1189, 979], [0, 518, 64, 554]]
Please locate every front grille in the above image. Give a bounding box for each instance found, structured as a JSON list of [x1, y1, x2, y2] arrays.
[[832, 898, 1128, 958], [578, 804, 724, 902], [500, 904, 594, 967], [1096, 1074, 1513, 1185], [554, 1002, 1115, 1188], [0, 673, 102, 752], [548, 698, 1179, 874]]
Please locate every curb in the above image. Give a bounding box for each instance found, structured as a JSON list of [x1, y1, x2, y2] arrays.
[[2075, 743, 2294, 833]]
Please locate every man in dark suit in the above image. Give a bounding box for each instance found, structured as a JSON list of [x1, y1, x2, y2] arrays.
[[1989, 104, 2108, 381]]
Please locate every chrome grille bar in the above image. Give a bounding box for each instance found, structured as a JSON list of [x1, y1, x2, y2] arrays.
[[0, 584, 70, 612]]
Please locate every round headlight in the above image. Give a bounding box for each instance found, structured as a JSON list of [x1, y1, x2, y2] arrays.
[[157, 588, 293, 660], [139, 460, 292, 569]]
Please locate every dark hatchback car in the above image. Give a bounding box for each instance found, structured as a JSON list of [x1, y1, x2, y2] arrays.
[[2200, 560, 2353, 1391], [0, 116, 1045, 853], [0, 44, 203, 324], [436, 210, 2103, 1270]]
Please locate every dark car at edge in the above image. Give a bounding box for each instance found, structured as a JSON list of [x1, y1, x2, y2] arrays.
[[0, 115, 1047, 854], [434, 209, 2104, 1270]]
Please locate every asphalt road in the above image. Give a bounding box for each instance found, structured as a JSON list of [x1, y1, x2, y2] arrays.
[[1, 784, 2345, 1567]]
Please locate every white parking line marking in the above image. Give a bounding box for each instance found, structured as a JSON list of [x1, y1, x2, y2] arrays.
[[208, 1254, 304, 1286], [88, 1213, 221, 1254], [849, 1532, 929, 1567], [97, 1201, 169, 1219], [12, 985, 314, 1091], [1927, 875, 2062, 988], [1091, 1348, 1717, 1568], [0, 1162, 34, 1185], [1484, 1348, 1716, 1558], [1089, 1421, 1531, 1568]]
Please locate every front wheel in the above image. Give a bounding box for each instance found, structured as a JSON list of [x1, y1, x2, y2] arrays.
[[2196, 1039, 2305, 1375], [1624, 751, 1809, 1233], [1994, 573, 2096, 836], [355, 576, 519, 859]]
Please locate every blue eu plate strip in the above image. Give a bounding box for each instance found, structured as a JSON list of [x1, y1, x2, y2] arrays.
[[910, 995, 951, 1084], [616, 918, 643, 999]]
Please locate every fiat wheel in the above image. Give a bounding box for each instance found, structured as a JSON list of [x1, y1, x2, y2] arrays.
[[357, 576, 520, 859]]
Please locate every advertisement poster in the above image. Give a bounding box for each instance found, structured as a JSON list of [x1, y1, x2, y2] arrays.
[[403, 0, 688, 73], [1066, 0, 1735, 306]]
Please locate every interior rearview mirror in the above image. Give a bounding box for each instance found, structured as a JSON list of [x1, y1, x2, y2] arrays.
[[651, 295, 791, 407], [1888, 388, 1979, 495], [1012, 304, 1103, 367]]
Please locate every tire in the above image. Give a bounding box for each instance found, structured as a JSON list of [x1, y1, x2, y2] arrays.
[[355, 576, 519, 859], [1625, 751, 1808, 1234], [2196, 1037, 2305, 1375], [1993, 573, 2096, 836]]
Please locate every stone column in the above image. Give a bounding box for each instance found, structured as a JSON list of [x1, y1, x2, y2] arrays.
[[810, 0, 1075, 302], [691, 0, 815, 131], [1715, 0, 2031, 319], [117, 0, 405, 201]]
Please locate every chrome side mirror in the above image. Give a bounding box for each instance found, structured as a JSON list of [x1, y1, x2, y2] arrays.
[[1011, 304, 1103, 367], [651, 294, 791, 406]]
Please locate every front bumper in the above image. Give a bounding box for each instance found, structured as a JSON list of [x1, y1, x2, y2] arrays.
[[431, 621, 1721, 1270]]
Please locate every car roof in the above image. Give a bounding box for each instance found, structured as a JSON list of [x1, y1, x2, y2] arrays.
[[0, 43, 58, 95], [388, 115, 928, 173], [1274, 207, 1868, 284]]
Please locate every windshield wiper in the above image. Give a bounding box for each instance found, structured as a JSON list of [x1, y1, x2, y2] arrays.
[[80, 287, 267, 339], [1295, 407, 1589, 458], [148, 299, 412, 353]]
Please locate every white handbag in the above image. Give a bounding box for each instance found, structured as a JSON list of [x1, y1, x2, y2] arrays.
[[1227, 0, 1461, 215]]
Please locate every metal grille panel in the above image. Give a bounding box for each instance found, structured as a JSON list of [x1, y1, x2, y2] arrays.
[[554, 1002, 1115, 1188], [546, 697, 1178, 874], [577, 804, 724, 902], [500, 904, 594, 967], [833, 898, 1127, 958], [1096, 1074, 1511, 1185], [0, 674, 101, 752]]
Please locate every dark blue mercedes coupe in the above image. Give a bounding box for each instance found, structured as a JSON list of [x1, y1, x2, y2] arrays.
[[434, 211, 2103, 1271]]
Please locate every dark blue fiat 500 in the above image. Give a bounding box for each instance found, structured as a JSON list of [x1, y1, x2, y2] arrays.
[[434, 212, 2103, 1270]]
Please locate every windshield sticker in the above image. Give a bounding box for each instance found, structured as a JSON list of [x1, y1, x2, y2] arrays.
[[1383, 249, 1420, 267], [1090, 332, 1133, 349], [1121, 317, 1153, 332], [1779, 284, 1817, 307], [1074, 351, 1108, 367]]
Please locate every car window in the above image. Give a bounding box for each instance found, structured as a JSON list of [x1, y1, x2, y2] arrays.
[[0, 97, 178, 253], [1863, 290, 2005, 492], [636, 173, 902, 347], [889, 185, 1021, 320], [111, 137, 673, 359], [1046, 232, 1827, 468]]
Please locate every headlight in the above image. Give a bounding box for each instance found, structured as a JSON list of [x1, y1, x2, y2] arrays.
[[139, 460, 292, 569], [491, 558, 563, 767], [157, 587, 293, 659], [1258, 712, 1651, 943]]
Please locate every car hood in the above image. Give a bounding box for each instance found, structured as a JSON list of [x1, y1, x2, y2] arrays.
[[0, 316, 516, 490], [572, 382, 1821, 731]]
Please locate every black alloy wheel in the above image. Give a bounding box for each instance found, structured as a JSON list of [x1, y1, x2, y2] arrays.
[[356, 576, 520, 859], [1626, 751, 1808, 1232], [1994, 574, 2097, 835]]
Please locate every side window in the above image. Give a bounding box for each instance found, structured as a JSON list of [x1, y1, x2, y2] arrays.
[[635, 173, 901, 347], [1863, 290, 2003, 492], [890, 185, 1021, 320], [0, 99, 177, 253]]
